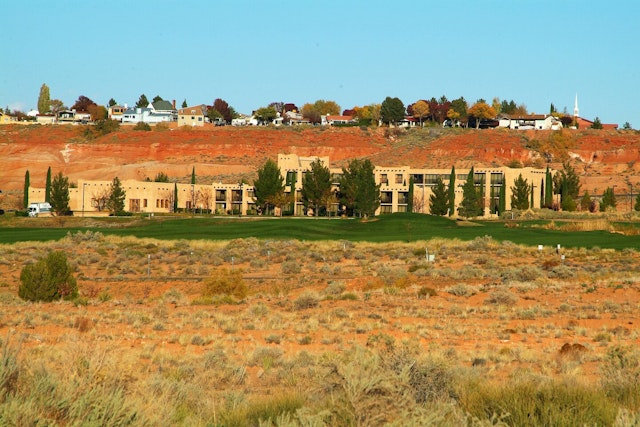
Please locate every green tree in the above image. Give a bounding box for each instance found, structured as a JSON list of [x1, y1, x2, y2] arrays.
[[182, 99, 188, 108], [448, 166, 456, 216], [191, 167, 196, 185], [253, 106, 278, 124], [429, 176, 448, 216], [622, 122, 632, 130], [580, 191, 594, 212], [50, 172, 70, 216], [450, 97, 468, 125], [107, 176, 126, 215], [380, 96, 405, 125], [108, 98, 117, 107], [407, 176, 414, 213], [458, 167, 481, 217], [254, 159, 284, 215], [635, 193, 640, 211], [135, 94, 149, 108], [173, 183, 178, 212], [23, 170, 30, 209], [45, 166, 52, 203], [554, 162, 581, 205], [499, 178, 506, 214], [599, 187, 617, 212], [19, 251, 78, 302], [544, 166, 553, 208], [511, 174, 531, 210], [49, 99, 66, 115], [301, 159, 333, 216], [591, 117, 603, 129], [37, 83, 51, 114], [154, 172, 169, 182], [339, 159, 380, 217]]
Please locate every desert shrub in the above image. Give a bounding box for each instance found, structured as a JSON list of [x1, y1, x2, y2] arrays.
[[281, 260, 301, 275], [19, 251, 78, 302], [293, 291, 320, 310], [417, 286, 437, 298], [324, 281, 346, 296], [133, 121, 151, 131], [202, 268, 247, 302], [484, 289, 518, 306], [446, 283, 477, 297], [548, 265, 574, 279]]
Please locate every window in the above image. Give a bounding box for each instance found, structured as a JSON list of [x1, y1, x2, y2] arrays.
[[491, 173, 503, 185], [143, 199, 148, 208], [395, 174, 403, 184], [412, 174, 424, 184], [398, 192, 409, 204], [216, 190, 226, 201], [380, 174, 388, 184], [380, 205, 393, 214], [380, 191, 392, 204]]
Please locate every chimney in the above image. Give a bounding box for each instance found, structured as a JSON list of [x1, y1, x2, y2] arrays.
[[172, 99, 176, 109]]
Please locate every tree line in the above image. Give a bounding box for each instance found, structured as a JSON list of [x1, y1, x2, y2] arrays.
[[11, 83, 630, 130]]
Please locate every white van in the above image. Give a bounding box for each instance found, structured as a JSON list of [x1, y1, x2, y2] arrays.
[[27, 202, 52, 217]]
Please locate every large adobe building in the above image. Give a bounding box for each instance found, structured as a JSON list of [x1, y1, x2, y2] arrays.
[[29, 154, 550, 217]]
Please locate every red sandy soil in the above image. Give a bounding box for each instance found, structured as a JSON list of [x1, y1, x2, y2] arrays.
[[1, 124, 639, 198]]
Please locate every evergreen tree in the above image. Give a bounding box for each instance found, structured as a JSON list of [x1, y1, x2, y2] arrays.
[[181, 99, 188, 108], [591, 117, 603, 129], [173, 183, 178, 213], [45, 166, 52, 203], [429, 176, 448, 216], [19, 251, 77, 302], [191, 167, 196, 185], [338, 159, 380, 217], [498, 177, 506, 214], [407, 176, 414, 213], [510, 174, 530, 210], [301, 159, 333, 216], [580, 191, 594, 212], [254, 159, 284, 215], [23, 170, 30, 209], [544, 166, 553, 208], [135, 94, 149, 108], [447, 166, 456, 216], [37, 83, 51, 114], [635, 193, 640, 212], [50, 172, 70, 216], [107, 176, 126, 215], [459, 168, 481, 218], [599, 187, 617, 212], [108, 98, 117, 107], [555, 162, 581, 205]]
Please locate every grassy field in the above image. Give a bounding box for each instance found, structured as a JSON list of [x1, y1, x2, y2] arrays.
[[1, 213, 640, 249]]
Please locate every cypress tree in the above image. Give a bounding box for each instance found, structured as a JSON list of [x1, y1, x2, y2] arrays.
[[37, 83, 50, 114], [459, 167, 480, 218], [173, 183, 178, 212], [407, 176, 414, 213], [23, 170, 30, 209], [498, 176, 506, 214], [447, 166, 456, 216], [530, 183, 534, 208], [45, 166, 52, 203], [191, 167, 196, 185], [544, 166, 553, 208]]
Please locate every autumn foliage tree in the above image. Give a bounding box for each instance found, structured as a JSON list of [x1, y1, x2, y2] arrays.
[[301, 100, 341, 124], [467, 101, 497, 129], [411, 100, 429, 127], [71, 95, 97, 112]]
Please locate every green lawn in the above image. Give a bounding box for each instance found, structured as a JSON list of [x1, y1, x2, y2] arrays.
[[1, 213, 638, 250]]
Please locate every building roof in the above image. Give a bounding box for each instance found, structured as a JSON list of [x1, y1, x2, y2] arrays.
[[152, 100, 175, 111], [326, 115, 355, 122], [178, 105, 207, 115]]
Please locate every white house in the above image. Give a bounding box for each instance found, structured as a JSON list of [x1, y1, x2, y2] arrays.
[[498, 114, 563, 130]]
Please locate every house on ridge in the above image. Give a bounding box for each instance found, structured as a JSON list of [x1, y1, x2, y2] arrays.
[[321, 114, 356, 126], [178, 105, 207, 127], [498, 114, 563, 130]]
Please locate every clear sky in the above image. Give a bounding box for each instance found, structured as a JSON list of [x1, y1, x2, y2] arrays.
[[1, 0, 638, 126]]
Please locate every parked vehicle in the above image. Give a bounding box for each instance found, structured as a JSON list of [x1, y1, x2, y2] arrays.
[[27, 202, 52, 217]]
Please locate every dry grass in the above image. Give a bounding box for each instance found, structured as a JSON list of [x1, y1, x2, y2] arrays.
[[0, 233, 639, 424]]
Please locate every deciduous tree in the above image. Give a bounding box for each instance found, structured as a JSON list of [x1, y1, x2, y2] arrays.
[[468, 101, 497, 129], [49, 99, 66, 115], [301, 100, 341, 124], [254, 106, 278, 124], [412, 100, 429, 127], [71, 95, 96, 112], [213, 98, 234, 123]]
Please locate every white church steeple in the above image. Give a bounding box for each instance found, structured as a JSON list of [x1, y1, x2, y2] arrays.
[[573, 93, 579, 118]]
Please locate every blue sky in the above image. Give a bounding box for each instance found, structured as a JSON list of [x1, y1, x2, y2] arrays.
[[1, 0, 637, 125]]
